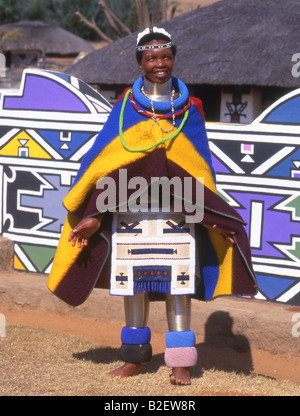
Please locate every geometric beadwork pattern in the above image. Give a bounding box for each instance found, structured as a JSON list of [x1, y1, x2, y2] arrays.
[[110, 213, 196, 296], [0, 69, 112, 274], [207, 88, 300, 305]]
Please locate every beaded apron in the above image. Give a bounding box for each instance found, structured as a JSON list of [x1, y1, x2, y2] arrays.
[[110, 213, 196, 296]]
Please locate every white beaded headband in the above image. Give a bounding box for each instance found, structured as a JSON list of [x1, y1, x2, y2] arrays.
[[136, 41, 173, 51], [136, 26, 173, 51]]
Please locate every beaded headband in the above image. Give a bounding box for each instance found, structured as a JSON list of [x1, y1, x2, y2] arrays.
[[136, 26, 173, 51], [136, 41, 173, 51]]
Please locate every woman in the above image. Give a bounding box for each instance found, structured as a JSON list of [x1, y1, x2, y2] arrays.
[[48, 27, 257, 386]]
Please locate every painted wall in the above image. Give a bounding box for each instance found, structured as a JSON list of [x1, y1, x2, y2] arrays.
[[207, 88, 300, 306], [0, 69, 111, 273], [0, 69, 299, 306]]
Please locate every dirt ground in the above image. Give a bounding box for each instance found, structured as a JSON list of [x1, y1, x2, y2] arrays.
[[2, 305, 300, 388], [1, 271, 300, 395]]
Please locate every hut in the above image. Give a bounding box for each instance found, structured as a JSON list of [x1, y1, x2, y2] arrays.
[[0, 20, 94, 88], [67, 0, 300, 122]]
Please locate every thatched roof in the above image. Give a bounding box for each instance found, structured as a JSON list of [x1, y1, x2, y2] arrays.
[[67, 0, 300, 88], [0, 20, 94, 55]]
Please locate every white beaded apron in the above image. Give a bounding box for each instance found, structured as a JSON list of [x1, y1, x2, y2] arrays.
[[110, 212, 196, 296]]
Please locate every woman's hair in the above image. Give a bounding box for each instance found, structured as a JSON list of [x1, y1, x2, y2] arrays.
[[136, 33, 177, 65]]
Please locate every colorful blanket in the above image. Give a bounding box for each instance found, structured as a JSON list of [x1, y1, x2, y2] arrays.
[[47, 78, 258, 306]]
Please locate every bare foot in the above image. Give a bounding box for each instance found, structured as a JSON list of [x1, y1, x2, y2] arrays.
[[170, 367, 191, 385], [108, 363, 143, 378]]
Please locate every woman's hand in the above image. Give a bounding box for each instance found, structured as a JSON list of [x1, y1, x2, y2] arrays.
[[203, 224, 236, 244], [68, 215, 103, 248]]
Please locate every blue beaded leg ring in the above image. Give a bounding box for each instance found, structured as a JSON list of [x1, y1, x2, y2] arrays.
[[165, 330, 196, 348], [121, 326, 151, 345], [120, 326, 152, 364]]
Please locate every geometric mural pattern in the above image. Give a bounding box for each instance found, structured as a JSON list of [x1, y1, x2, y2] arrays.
[[0, 69, 112, 276], [1, 69, 300, 305], [207, 88, 300, 305]]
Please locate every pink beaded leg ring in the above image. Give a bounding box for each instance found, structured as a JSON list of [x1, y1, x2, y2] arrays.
[[164, 346, 198, 368]]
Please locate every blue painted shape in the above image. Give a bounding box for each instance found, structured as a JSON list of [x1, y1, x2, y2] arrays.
[[265, 95, 300, 124], [211, 154, 230, 174], [256, 274, 295, 300], [20, 174, 72, 233], [37, 130, 94, 158], [267, 147, 300, 178]]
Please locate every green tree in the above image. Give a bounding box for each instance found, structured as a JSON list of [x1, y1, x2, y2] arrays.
[[53, 0, 103, 40], [0, 0, 176, 41], [23, 0, 51, 21], [0, 0, 28, 23]]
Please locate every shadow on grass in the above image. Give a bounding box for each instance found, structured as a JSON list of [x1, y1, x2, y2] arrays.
[[73, 311, 271, 379], [73, 346, 120, 364], [73, 346, 166, 374], [193, 310, 254, 378]]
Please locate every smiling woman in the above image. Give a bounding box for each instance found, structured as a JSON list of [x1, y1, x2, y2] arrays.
[[139, 43, 174, 84], [48, 25, 257, 388], [136, 27, 177, 87], [137, 39, 174, 85]]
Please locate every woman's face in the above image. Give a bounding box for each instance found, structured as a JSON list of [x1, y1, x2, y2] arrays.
[[138, 39, 174, 84]]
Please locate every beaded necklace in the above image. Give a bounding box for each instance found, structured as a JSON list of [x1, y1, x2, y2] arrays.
[[141, 85, 176, 133], [119, 88, 189, 153]]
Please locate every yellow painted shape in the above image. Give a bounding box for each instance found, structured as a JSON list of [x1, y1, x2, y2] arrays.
[[0, 130, 52, 159], [14, 255, 26, 271]]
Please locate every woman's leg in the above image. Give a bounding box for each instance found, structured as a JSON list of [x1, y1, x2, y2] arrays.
[[165, 293, 198, 385], [124, 292, 150, 328], [108, 292, 151, 377], [165, 292, 191, 332]]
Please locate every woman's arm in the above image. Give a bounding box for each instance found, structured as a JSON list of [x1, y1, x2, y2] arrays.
[[68, 214, 104, 248], [202, 224, 236, 244]]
